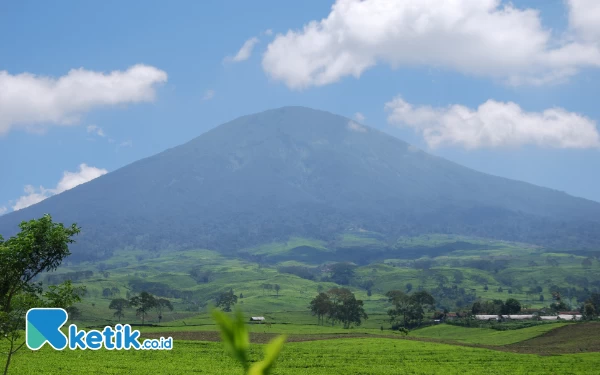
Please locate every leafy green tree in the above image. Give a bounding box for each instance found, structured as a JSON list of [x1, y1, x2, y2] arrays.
[[216, 289, 238, 312], [155, 298, 174, 323], [329, 263, 356, 285], [386, 290, 434, 329], [109, 298, 130, 321], [309, 292, 331, 325], [582, 257, 593, 269], [66, 306, 82, 322], [130, 291, 157, 325], [1, 215, 82, 375], [502, 298, 521, 314], [405, 283, 413, 293], [324, 288, 367, 328], [583, 303, 596, 319], [274, 284, 281, 297]]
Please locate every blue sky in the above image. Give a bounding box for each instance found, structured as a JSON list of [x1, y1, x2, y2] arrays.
[[1, 0, 599, 214]]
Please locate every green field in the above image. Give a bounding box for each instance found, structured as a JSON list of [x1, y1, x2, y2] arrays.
[[6, 334, 600, 375], [6, 233, 597, 374], [409, 323, 567, 345]]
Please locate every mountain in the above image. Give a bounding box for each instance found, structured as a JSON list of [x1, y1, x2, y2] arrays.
[[1, 106, 600, 260]]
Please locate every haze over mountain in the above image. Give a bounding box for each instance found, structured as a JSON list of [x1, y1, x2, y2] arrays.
[[1, 106, 599, 260]]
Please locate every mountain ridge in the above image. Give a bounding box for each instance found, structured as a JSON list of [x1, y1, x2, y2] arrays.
[[1, 106, 599, 259]]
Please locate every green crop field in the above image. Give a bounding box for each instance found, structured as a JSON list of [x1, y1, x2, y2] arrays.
[[5, 336, 600, 375], [5, 234, 598, 375], [409, 323, 568, 345]]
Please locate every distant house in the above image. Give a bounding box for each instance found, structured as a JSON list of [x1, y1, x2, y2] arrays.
[[250, 316, 265, 322], [445, 313, 458, 320]]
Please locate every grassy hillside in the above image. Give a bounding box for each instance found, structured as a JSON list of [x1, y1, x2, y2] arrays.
[[42, 234, 600, 328]]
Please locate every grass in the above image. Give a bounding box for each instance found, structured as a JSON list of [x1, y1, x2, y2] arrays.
[[410, 323, 567, 346], [6, 337, 600, 375]]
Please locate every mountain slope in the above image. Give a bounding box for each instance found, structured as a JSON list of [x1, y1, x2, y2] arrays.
[[1, 106, 599, 260]]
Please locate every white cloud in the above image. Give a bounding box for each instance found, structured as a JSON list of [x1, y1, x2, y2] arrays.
[[11, 164, 108, 211], [264, 29, 273, 36], [347, 120, 367, 133], [354, 112, 366, 122], [118, 140, 132, 147], [385, 96, 600, 150], [226, 37, 260, 63], [0, 206, 7, 216], [568, 0, 600, 43], [262, 0, 600, 89], [202, 89, 216, 101], [0, 64, 167, 135], [87, 124, 105, 137]]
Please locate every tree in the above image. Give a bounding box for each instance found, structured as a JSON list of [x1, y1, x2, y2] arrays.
[[329, 263, 356, 285], [109, 298, 130, 321], [309, 292, 331, 325], [484, 285, 489, 291], [502, 298, 521, 314], [102, 287, 113, 298], [405, 283, 413, 293], [262, 284, 272, 296], [324, 288, 367, 328], [130, 292, 157, 325], [583, 303, 596, 319], [539, 295, 544, 302], [582, 257, 593, 269], [216, 289, 238, 312], [155, 298, 174, 323], [386, 290, 434, 329], [274, 284, 281, 297], [1, 215, 82, 375], [66, 305, 82, 322]]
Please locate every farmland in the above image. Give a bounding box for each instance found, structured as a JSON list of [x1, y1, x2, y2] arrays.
[[5, 323, 600, 374]]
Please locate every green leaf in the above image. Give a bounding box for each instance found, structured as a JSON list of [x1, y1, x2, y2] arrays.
[[212, 309, 249, 370], [248, 335, 286, 375]]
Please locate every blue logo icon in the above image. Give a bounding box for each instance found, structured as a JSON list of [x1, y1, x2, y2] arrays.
[[26, 308, 172, 351], [26, 308, 69, 350]]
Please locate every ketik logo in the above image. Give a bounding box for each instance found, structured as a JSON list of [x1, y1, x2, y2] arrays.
[[26, 308, 172, 351]]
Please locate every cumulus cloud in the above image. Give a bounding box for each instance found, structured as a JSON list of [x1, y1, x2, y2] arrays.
[[354, 112, 366, 122], [385, 96, 600, 150], [0, 206, 7, 216], [202, 89, 216, 101], [568, 0, 600, 43], [10, 164, 108, 211], [264, 29, 273, 36], [347, 120, 367, 133], [118, 140, 133, 147], [262, 0, 600, 89], [226, 37, 260, 63], [0, 64, 167, 135]]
